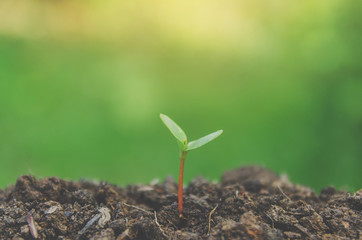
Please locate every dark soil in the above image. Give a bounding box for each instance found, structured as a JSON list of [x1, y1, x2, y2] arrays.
[[0, 166, 361, 240]]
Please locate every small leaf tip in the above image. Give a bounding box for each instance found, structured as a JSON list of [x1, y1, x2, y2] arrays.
[[214, 130, 223, 136]]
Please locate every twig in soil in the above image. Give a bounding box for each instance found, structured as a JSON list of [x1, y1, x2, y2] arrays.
[[77, 213, 102, 239], [277, 185, 291, 201], [207, 204, 218, 236], [27, 211, 38, 239], [265, 213, 274, 228], [295, 223, 313, 238], [77, 207, 112, 239], [123, 202, 152, 215], [154, 211, 168, 238], [118, 229, 131, 240]]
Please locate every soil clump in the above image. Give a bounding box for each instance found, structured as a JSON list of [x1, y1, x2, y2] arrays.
[[0, 166, 361, 239]]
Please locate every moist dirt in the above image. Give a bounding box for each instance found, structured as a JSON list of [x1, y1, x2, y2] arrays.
[[0, 166, 361, 239]]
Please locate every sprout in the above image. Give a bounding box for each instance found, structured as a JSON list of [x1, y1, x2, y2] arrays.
[[160, 113, 223, 218]]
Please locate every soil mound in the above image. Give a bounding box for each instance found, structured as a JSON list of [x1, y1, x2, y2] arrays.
[[0, 166, 361, 239]]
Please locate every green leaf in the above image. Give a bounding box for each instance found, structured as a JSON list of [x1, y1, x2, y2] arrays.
[[186, 130, 223, 151], [160, 114, 187, 147]]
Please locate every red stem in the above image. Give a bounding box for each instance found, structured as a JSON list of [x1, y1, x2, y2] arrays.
[[178, 151, 187, 218]]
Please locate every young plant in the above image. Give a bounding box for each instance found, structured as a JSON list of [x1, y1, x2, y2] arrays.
[[160, 113, 223, 218]]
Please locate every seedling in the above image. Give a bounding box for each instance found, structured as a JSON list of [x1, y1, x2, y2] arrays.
[[160, 113, 223, 218]]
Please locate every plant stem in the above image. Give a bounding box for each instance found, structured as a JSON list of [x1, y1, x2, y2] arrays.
[[178, 150, 187, 218]]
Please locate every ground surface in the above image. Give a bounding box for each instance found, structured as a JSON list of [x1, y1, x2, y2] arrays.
[[0, 166, 361, 240]]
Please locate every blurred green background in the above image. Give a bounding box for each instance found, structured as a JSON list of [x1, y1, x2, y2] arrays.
[[0, 0, 361, 191]]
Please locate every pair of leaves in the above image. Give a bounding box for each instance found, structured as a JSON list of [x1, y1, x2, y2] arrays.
[[160, 114, 223, 151]]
